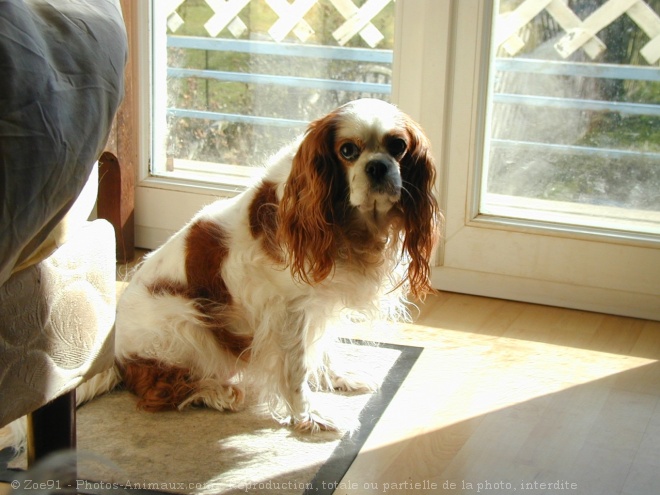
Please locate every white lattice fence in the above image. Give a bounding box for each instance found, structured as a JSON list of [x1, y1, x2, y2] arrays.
[[166, 0, 393, 48], [497, 0, 660, 64]]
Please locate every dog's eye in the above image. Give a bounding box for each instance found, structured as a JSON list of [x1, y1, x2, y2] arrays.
[[388, 137, 407, 157], [339, 142, 360, 161]]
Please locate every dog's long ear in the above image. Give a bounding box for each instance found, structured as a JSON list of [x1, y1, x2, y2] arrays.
[[399, 115, 440, 298], [278, 111, 344, 285]]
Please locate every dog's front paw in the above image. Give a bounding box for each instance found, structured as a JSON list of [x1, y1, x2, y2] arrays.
[[329, 370, 378, 393], [284, 412, 339, 433]]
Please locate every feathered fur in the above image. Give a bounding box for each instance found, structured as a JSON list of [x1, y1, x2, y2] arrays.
[[80, 99, 440, 432]]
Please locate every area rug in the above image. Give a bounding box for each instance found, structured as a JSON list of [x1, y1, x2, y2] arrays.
[[1, 341, 421, 495]]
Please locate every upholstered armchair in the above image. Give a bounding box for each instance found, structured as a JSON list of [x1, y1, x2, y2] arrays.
[[0, 0, 127, 465]]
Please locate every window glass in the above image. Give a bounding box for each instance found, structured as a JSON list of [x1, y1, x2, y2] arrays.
[[481, 0, 660, 235], [152, 0, 395, 185]]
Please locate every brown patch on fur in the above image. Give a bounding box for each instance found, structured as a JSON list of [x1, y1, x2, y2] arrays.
[[184, 220, 253, 358], [399, 116, 440, 298], [147, 280, 188, 298], [119, 357, 197, 412], [143, 224, 253, 360], [108, 223, 249, 363], [277, 110, 349, 285], [185, 220, 233, 303], [249, 180, 283, 262], [200, 308, 253, 360]]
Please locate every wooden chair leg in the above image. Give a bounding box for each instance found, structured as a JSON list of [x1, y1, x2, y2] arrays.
[[98, 151, 135, 263], [27, 390, 76, 465]]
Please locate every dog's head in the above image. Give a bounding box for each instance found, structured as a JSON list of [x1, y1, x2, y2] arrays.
[[279, 99, 440, 297]]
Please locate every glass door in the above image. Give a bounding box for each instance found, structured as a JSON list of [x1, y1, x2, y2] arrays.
[[482, 0, 660, 239], [431, 0, 660, 320]]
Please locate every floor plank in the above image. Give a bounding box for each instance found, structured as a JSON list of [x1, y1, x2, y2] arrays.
[[338, 292, 660, 494]]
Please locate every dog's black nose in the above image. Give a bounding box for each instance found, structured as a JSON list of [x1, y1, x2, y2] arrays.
[[366, 159, 389, 182], [365, 158, 402, 196]]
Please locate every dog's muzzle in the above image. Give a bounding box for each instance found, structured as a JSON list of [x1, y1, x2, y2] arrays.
[[365, 155, 402, 197]]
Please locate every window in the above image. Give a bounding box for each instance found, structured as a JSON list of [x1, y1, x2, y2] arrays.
[[481, 0, 660, 237], [150, 0, 396, 188], [133, 0, 660, 319], [430, 0, 660, 320]]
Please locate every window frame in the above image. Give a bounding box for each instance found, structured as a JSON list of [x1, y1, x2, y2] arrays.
[[127, 0, 660, 320], [427, 0, 660, 320]]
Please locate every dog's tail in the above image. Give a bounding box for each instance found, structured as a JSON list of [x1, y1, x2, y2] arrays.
[[76, 365, 122, 406]]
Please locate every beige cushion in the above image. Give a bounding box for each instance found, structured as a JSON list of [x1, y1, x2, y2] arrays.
[[0, 219, 116, 428]]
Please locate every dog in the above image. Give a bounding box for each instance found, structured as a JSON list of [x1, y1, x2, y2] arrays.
[[81, 98, 439, 432]]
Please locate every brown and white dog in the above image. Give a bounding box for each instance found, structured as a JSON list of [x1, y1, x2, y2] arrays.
[[81, 98, 439, 432]]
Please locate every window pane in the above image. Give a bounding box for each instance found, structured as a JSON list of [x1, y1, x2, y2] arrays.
[[152, 0, 395, 185], [482, 0, 660, 236]]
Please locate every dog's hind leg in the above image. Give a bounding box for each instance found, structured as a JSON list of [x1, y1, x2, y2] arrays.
[[118, 357, 243, 412], [178, 379, 244, 411]]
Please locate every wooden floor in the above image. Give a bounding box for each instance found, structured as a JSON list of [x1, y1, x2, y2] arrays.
[[335, 292, 660, 495], [114, 253, 660, 493], [2, 275, 658, 495]]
